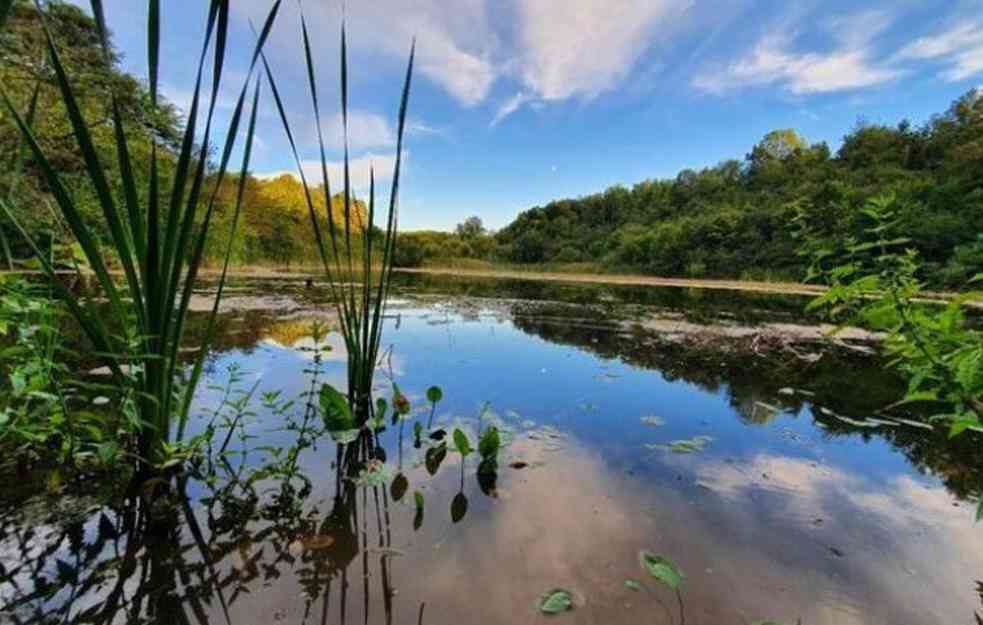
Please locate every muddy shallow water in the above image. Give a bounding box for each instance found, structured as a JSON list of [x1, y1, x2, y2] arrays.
[[2, 274, 983, 625]]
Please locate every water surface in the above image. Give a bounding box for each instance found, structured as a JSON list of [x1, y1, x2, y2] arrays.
[[2, 274, 982, 625]]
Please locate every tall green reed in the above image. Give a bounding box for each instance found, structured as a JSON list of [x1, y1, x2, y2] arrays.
[[0, 0, 280, 467], [262, 9, 415, 422]]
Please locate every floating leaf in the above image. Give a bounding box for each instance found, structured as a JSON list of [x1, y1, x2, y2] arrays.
[[451, 492, 468, 523], [640, 416, 665, 426], [426, 385, 443, 403], [478, 426, 501, 461], [413, 491, 425, 531], [538, 589, 573, 614], [453, 428, 472, 457], [624, 579, 643, 592], [429, 428, 447, 441], [425, 443, 447, 475], [391, 473, 408, 501], [639, 551, 684, 590]]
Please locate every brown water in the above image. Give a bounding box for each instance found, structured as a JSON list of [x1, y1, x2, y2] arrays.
[[2, 275, 982, 625]]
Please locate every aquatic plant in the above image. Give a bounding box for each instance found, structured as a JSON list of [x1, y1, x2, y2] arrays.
[[263, 7, 415, 426], [0, 0, 281, 467]]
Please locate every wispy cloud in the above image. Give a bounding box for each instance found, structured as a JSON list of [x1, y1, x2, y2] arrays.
[[491, 92, 531, 126], [896, 20, 983, 82], [693, 25, 901, 95], [512, 0, 689, 102]]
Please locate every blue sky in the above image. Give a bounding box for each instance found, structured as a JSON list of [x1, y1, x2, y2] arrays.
[[75, 0, 983, 231]]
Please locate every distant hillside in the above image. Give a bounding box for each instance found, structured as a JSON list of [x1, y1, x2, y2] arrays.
[[491, 90, 983, 287]]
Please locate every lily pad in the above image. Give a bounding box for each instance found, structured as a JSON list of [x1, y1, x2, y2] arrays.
[[538, 589, 573, 614], [639, 551, 684, 590]]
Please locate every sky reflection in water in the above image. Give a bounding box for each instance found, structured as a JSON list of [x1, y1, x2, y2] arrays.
[[3, 280, 983, 625]]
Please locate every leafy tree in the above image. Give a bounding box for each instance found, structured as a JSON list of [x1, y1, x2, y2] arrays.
[[455, 215, 485, 239]]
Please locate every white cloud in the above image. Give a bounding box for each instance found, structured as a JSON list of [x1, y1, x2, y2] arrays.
[[897, 21, 983, 82], [491, 92, 531, 126], [512, 0, 689, 101], [319, 111, 395, 151], [255, 152, 400, 194], [232, 0, 498, 107], [694, 30, 900, 95]]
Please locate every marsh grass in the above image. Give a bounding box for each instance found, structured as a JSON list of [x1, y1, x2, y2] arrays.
[[0, 0, 282, 467], [262, 9, 415, 425]]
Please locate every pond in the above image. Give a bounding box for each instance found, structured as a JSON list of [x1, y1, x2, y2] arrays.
[[2, 273, 982, 625]]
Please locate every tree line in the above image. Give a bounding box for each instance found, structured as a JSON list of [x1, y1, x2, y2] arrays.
[[401, 93, 983, 289], [0, 0, 366, 270]]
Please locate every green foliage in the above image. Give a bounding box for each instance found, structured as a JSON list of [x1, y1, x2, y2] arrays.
[[489, 92, 983, 287], [452, 428, 472, 456], [478, 426, 501, 461], [802, 193, 983, 462], [0, 277, 133, 471], [538, 589, 573, 614], [319, 383, 354, 432], [639, 551, 684, 590]]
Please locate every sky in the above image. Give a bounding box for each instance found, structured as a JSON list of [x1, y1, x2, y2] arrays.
[[71, 0, 983, 231]]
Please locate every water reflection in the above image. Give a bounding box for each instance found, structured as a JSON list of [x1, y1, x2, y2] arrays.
[[4, 280, 983, 625]]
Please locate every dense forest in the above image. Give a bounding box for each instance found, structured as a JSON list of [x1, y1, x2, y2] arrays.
[[401, 93, 983, 288], [0, 0, 366, 270]]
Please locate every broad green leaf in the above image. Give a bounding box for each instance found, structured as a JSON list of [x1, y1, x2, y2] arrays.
[[478, 426, 501, 460], [453, 428, 472, 456], [639, 551, 684, 590], [320, 384, 354, 431], [538, 589, 573, 614]]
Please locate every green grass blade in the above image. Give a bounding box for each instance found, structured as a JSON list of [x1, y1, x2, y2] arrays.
[[368, 40, 415, 363], [178, 79, 262, 434], [148, 0, 159, 102], [34, 3, 144, 325], [164, 1, 281, 418]]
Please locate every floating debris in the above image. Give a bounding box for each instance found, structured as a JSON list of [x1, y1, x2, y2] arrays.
[[640, 416, 666, 427], [538, 589, 574, 614]]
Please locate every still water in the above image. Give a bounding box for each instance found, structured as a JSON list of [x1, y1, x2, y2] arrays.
[[2, 274, 982, 624]]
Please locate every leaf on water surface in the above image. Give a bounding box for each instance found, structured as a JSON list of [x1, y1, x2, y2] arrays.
[[654, 435, 713, 454], [391, 473, 408, 501], [413, 491, 425, 531], [320, 384, 354, 431], [478, 426, 501, 460], [624, 579, 643, 592], [639, 551, 684, 590], [425, 444, 447, 475], [453, 428, 472, 456], [429, 428, 447, 441], [538, 589, 573, 614], [640, 416, 665, 426], [426, 385, 443, 403], [451, 492, 468, 523]]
